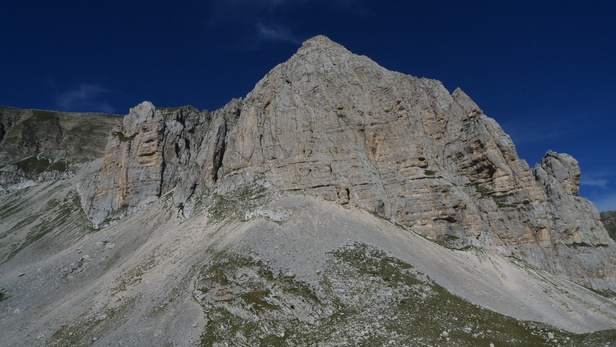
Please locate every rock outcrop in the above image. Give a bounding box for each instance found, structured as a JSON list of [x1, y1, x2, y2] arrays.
[[56, 36, 616, 291], [601, 211, 616, 241], [82, 100, 241, 225]]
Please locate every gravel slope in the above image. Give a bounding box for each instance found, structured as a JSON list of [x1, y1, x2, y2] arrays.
[[0, 165, 615, 345]]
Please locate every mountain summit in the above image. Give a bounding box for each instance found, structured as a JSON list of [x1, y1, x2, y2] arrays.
[[82, 36, 614, 290], [1, 36, 615, 345]]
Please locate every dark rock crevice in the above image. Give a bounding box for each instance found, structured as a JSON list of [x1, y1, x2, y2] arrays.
[[212, 122, 227, 183]]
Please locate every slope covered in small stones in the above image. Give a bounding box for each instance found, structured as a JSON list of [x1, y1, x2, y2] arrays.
[[195, 243, 613, 346], [1, 179, 615, 346]]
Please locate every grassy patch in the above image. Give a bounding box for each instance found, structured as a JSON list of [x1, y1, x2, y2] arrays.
[[110, 251, 160, 295], [496, 201, 517, 208], [48, 297, 137, 346], [470, 181, 492, 198], [588, 288, 616, 299], [14, 156, 51, 175], [205, 184, 268, 224], [32, 110, 57, 121], [22, 110, 57, 128], [433, 235, 462, 249], [9, 156, 68, 176], [48, 160, 68, 172], [112, 131, 135, 142], [492, 192, 516, 208], [424, 169, 437, 176], [195, 252, 321, 346], [468, 182, 521, 208], [207, 194, 238, 223]]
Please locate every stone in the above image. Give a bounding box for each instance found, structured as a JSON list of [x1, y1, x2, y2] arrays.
[[600, 211, 616, 241], [537, 150, 581, 196]]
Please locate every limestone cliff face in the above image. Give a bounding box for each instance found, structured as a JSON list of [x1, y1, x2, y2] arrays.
[[83, 36, 615, 291], [82, 101, 238, 225]]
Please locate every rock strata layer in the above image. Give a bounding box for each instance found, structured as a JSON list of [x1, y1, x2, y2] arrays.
[[20, 36, 616, 291]]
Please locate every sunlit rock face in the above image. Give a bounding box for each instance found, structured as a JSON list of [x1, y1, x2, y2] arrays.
[[80, 35, 615, 291]]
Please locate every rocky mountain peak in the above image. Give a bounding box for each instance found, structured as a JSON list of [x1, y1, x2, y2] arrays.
[[3, 36, 613, 292], [298, 34, 347, 51], [123, 101, 156, 137], [537, 150, 581, 196], [77, 36, 615, 291]]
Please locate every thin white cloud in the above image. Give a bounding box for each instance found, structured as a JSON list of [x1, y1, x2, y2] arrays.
[[256, 22, 301, 44], [581, 170, 613, 189], [206, 0, 365, 46], [501, 119, 567, 146], [581, 177, 609, 189], [56, 84, 115, 113]]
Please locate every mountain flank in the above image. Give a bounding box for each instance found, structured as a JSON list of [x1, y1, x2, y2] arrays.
[[81, 35, 615, 291], [0, 105, 121, 188], [0, 35, 615, 345]]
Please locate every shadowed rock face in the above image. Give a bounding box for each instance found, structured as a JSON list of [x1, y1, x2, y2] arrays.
[[601, 211, 616, 241], [0, 106, 122, 187], [77, 35, 615, 291], [0, 106, 122, 165]]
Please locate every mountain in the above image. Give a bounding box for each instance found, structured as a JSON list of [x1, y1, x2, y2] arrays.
[[0, 35, 615, 345]]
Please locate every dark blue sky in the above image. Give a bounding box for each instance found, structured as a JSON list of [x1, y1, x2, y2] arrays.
[[1, 1, 615, 210]]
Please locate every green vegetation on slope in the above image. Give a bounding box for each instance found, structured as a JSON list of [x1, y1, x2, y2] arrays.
[[195, 243, 615, 346], [1, 189, 94, 264], [0, 156, 68, 177]]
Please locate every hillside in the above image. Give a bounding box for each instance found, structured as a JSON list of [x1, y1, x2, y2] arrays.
[[0, 105, 122, 189]]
